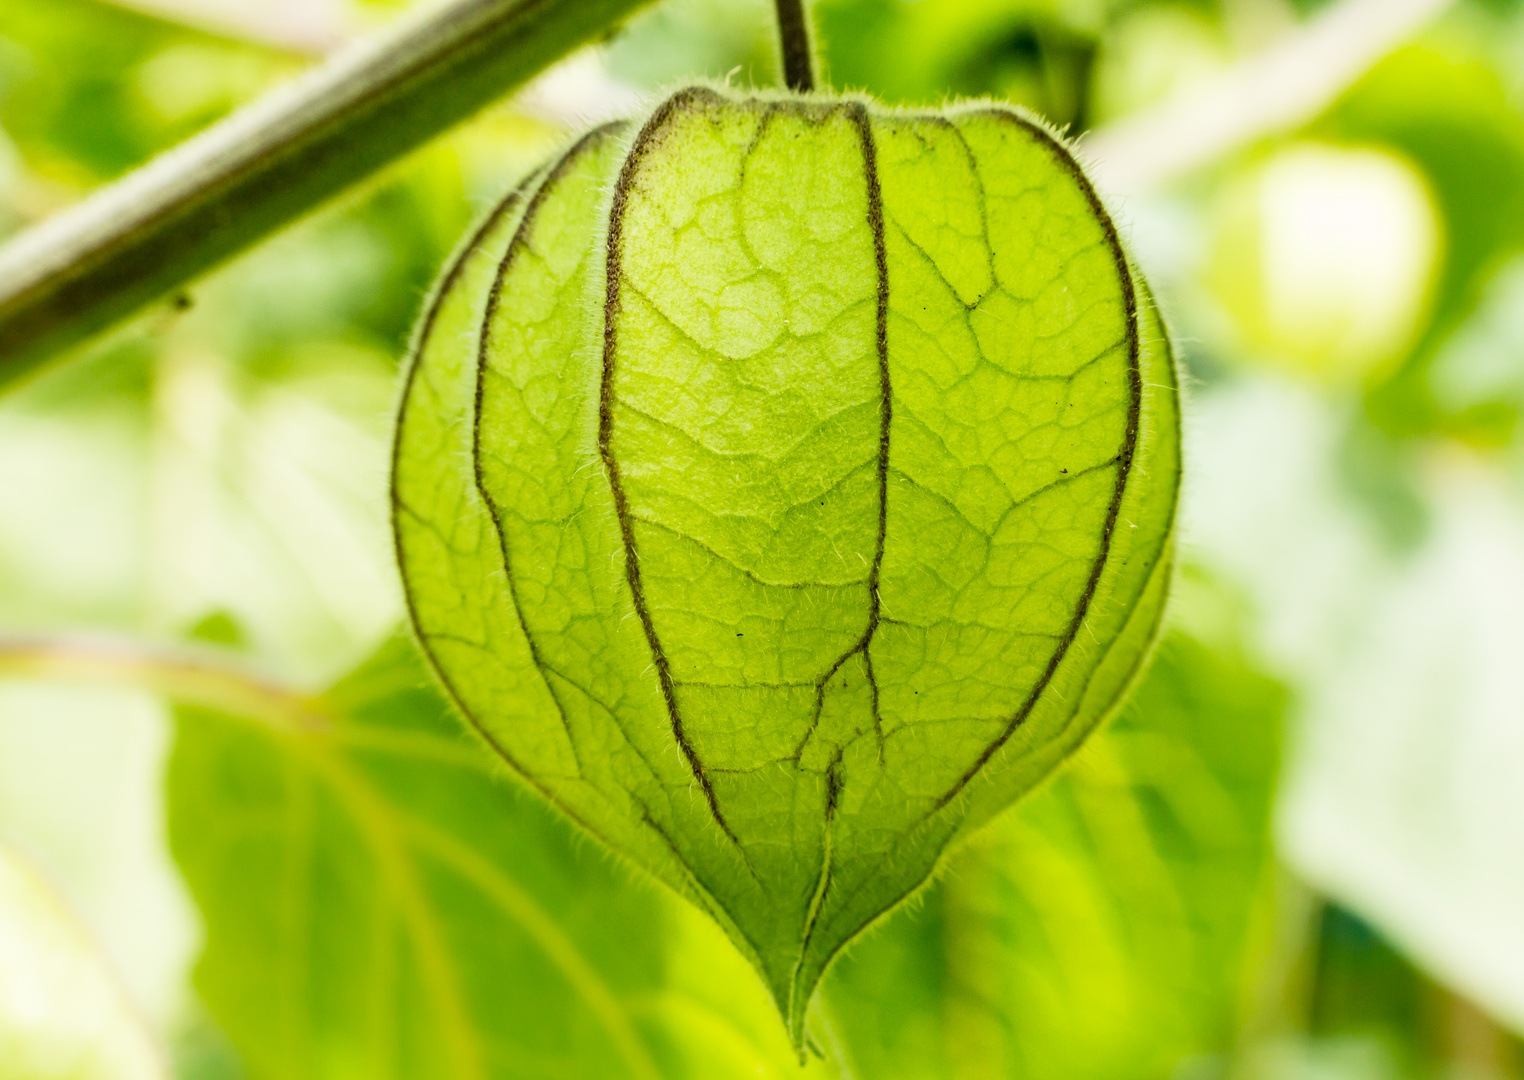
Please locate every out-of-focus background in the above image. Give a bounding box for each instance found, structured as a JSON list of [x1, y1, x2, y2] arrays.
[[1, 0, 1522, 1077]]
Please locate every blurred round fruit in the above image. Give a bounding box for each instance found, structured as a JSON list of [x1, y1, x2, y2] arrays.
[[1208, 142, 1441, 387]]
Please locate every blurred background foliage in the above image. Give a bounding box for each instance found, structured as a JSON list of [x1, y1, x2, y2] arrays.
[[1, 0, 1523, 1077]]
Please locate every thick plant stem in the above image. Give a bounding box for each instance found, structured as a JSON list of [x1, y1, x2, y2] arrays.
[[0, 0, 654, 389], [774, 0, 818, 93]]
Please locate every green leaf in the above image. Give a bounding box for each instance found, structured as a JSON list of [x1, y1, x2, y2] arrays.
[[0, 842, 168, 1080], [167, 636, 827, 1080], [819, 630, 1286, 1079], [393, 86, 1182, 1043], [168, 640, 659, 1079]]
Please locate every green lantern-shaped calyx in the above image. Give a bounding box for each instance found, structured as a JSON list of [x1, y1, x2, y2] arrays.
[[392, 85, 1181, 1044]]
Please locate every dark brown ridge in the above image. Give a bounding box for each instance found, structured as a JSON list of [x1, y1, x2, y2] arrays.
[[390, 160, 570, 812], [853, 99, 892, 754], [791, 99, 890, 1025], [471, 122, 638, 785], [779, 98, 892, 766], [598, 86, 754, 856], [789, 106, 1150, 1011], [932, 105, 1144, 812]]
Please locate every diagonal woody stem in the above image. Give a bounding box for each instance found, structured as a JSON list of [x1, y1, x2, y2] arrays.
[[0, 0, 655, 390]]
